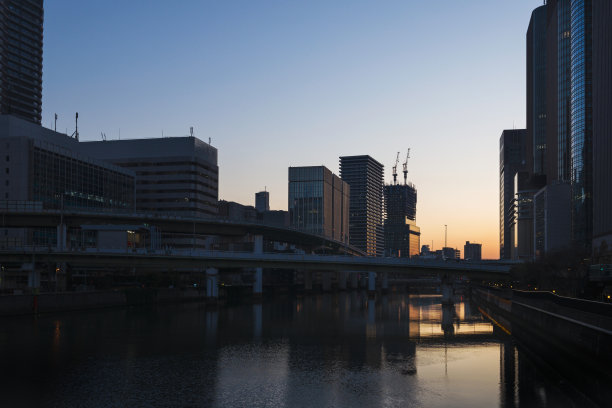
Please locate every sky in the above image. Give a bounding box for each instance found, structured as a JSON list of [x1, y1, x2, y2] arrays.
[[41, 1, 543, 259]]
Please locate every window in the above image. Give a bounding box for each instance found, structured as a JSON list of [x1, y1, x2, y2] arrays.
[[5, 168, 8, 174], [5, 156, 8, 162]]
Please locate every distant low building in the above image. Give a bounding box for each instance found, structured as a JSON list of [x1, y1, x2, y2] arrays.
[[218, 200, 258, 222], [442, 247, 459, 260], [464, 241, 482, 261]]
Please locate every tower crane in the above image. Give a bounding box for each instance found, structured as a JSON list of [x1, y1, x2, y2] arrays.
[[392, 152, 400, 185], [403, 148, 410, 185]]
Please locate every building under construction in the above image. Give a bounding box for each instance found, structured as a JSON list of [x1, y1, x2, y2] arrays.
[[384, 150, 420, 257]]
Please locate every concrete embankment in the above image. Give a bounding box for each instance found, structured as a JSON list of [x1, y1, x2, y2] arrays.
[[473, 286, 612, 367], [0, 288, 207, 316]]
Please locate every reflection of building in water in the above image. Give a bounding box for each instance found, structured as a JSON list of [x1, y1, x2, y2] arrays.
[[499, 341, 518, 407]]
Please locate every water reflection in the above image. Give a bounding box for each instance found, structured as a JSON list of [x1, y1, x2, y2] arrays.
[[0, 292, 596, 407]]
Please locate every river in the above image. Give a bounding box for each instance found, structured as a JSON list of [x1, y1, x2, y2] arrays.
[[0, 291, 598, 407]]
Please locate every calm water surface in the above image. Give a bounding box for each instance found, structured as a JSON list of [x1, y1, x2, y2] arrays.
[[0, 292, 594, 407]]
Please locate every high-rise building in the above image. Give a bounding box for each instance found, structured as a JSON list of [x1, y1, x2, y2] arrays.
[[383, 183, 419, 257], [255, 191, 269, 213], [569, 0, 593, 249], [533, 182, 572, 257], [339, 155, 384, 256], [288, 166, 349, 243], [592, 0, 612, 252], [464, 242, 482, 261], [512, 172, 546, 260], [0, 0, 44, 124], [499, 129, 529, 259], [527, 5, 548, 176]]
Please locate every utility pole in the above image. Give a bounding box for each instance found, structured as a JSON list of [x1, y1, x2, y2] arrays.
[[444, 225, 447, 248]]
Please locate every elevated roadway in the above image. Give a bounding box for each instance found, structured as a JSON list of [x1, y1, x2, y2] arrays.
[[0, 249, 511, 280], [0, 204, 364, 256]]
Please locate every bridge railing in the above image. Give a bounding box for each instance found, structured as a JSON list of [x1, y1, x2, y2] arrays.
[[0, 247, 510, 273]]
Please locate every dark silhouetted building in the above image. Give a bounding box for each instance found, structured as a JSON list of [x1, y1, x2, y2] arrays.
[[499, 129, 529, 259], [464, 242, 482, 261], [512, 172, 546, 260], [288, 166, 349, 243], [527, 5, 548, 176], [534, 182, 571, 257], [218, 200, 257, 222], [255, 191, 269, 213], [592, 0, 612, 253], [339, 155, 384, 256], [0, 0, 44, 124], [384, 183, 419, 257]]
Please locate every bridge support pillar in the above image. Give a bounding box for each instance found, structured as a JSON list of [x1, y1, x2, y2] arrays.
[[206, 268, 219, 302], [322, 272, 332, 292], [349, 272, 359, 290], [253, 303, 262, 338], [337, 271, 347, 291], [27, 269, 40, 290], [253, 235, 263, 299], [368, 271, 376, 297], [253, 268, 263, 299], [56, 223, 67, 251], [304, 271, 313, 292], [381, 272, 389, 293], [441, 275, 453, 305]]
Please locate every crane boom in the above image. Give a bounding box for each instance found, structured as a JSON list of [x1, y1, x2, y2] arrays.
[[403, 148, 410, 184], [392, 152, 400, 185]]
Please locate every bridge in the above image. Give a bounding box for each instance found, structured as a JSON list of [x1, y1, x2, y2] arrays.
[[1, 202, 511, 300], [0, 202, 365, 256], [1, 247, 511, 301]]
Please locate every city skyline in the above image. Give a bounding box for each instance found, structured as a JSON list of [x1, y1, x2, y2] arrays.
[[40, 1, 543, 259]]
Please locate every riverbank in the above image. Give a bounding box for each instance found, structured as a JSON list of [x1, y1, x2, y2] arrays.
[[0, 287, 208, 316], [473, 285, 612, 405]]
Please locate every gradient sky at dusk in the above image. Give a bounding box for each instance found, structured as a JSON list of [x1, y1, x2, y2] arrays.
[[41, 1, 544, 259]]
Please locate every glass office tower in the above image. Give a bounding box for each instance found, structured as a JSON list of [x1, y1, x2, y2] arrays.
[[557, 0, 572, 182], [570, 0, 593, 248], [288, 166, 349, 243]]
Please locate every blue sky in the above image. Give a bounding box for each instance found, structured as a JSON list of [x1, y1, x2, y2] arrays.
[[42, 1, 543, 258]]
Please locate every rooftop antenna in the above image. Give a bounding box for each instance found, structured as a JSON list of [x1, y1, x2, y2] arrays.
[[101, 132, 106, 141], [190, 126, 194, 137], [403, 148, 411, 185], [392, 152, 400, 185], [54, 113, 57, 132], [70, 112, 79, 141], [209, 137, 211, 145]]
